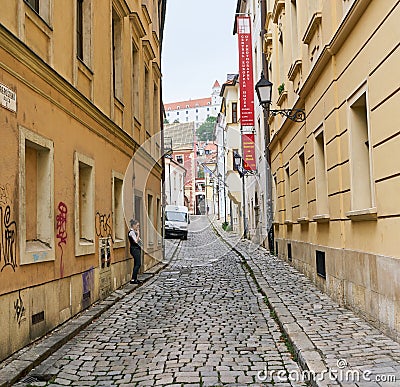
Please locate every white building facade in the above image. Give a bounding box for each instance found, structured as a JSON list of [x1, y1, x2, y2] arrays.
[[164, 81, 222, 128], [164, 157, 186, 207], [235, 0, 269, 246]]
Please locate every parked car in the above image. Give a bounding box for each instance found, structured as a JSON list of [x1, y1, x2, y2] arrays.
[[165, 205, 189, 240]]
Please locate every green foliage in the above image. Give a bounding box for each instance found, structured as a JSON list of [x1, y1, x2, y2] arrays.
[[196, 116, 217, 142], [163, 118, 170, 124], [222, 221, 232, 231], [198, 168, 205, 178], [278, 83, 285, 95]]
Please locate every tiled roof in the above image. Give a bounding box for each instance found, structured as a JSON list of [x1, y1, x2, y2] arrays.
[[213, 80, 220, 88], [164, 98, 212, 111], [164, 122, 196, 150]]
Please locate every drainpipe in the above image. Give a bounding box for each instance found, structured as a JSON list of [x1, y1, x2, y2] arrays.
[[260, 0, 274, 253]]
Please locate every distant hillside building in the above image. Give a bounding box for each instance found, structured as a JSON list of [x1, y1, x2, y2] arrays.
[[164, 81, 222, 128]]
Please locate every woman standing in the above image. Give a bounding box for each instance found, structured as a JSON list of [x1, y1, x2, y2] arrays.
[[129, 219, 142, 284]]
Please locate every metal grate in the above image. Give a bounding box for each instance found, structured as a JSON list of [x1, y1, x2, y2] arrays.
[[287, 243, 292, 262], [31, 311, 44, 325], [316, 250, 326, 279], [20, 376, 40, 383]]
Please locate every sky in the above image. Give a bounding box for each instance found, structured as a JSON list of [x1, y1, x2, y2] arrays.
[[161, 0, 239, 103]]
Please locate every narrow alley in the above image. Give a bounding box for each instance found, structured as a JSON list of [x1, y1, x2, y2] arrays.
[[13, 217, 305, 386]]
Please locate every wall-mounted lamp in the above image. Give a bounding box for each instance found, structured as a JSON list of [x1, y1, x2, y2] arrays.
[[255, 74, 306, 122]]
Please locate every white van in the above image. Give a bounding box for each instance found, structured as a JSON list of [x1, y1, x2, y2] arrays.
[[165, 205, 189, 240]]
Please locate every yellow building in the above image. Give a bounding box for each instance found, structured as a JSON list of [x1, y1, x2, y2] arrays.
[[265, 0, 400, 340], [0, 0, 165, 360]]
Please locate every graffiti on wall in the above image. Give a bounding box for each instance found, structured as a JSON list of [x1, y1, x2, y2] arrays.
[[14, 290, 26, 326], [95, 212, 113, 241], [56, 202, 67, 277], [0, 184, 17, 272]]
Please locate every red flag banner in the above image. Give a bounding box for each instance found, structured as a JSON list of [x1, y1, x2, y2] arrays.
[[242, 133, 256, 171], [237, 15, 255, 128]]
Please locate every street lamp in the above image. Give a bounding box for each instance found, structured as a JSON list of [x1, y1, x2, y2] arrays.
[[233, 151, 254, 178], [255, 73, 306, 122]]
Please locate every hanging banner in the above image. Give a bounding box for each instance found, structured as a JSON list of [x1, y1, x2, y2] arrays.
[[237, 15, 255, 128], [242, 133, 256, 171]]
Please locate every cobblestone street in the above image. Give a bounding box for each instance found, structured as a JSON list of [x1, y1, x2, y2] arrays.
[[15, 216, 304, 386]]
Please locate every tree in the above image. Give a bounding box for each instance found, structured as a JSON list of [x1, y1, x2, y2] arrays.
[[196, 116, 216, 141], [163, 118, 170, 124]]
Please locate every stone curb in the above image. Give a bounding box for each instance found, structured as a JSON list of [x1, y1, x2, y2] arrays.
[[0, 242, 181, 387], [210, 219, 328, 387]]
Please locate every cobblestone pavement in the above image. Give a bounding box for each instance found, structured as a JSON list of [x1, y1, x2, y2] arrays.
[[213, 218, 400, 387], [15, 216, 305, 386]]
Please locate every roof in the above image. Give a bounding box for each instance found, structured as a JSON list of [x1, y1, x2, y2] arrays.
[[220, 74, 239, 96], [164, 97, 212, 111], [213, 80, 220, 88], [164, 122, 195, 150]]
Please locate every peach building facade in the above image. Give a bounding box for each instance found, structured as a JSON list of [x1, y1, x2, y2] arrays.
[[265, 0, 400, 340], [0, 0, 165, 360]]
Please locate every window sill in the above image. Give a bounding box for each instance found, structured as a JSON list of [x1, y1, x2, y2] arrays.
[[22, 240, 55, 264], [288, 59, 302, 81], [313, 214, 330, 223], [297, 217, 309, 224], [284, 219, 293, 225], [113, 239, 125, 249], [276, 91, 287, 107], [75, 238, 95, 256], [303, 12, 322, 45], [346, 207, 377, 221], [26, 240, 52, 252]]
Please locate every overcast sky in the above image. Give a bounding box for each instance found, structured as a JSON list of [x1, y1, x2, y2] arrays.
[[161, 0, 238, 103]]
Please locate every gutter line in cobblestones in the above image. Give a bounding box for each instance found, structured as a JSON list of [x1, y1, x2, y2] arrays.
[[210, 219, 327, 387]]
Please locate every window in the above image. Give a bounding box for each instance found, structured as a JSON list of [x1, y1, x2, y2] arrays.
[[348, 88, 375, 214], [147, 194, 154, 245], [284, 165, 292, 221], [232, 102, 238, 123], [298, 152, 308, 219], [186, 110, 188, 114], [19, 127, 55, 264], [74, 153, 95, 256], [290, 0, 299, 59], [112, 172, 125, 247], [273, 175, 278, 219], [112, 8, 123, 100], [156, 198, 161, 245], [25, 0, 39, 13], [25, 0, 51, 23], [153, 83, 159, 136], [132, 43, 139, 118], [144, 67, 150, 129], [314, 129, 329, 217], [176, 155, 183, 164], [77, 0, 83, 59]]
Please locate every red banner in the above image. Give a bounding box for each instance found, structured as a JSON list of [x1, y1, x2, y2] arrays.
[[237, 16, 255, 127], [242, 133, 256, 171]]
